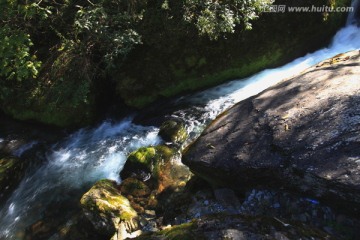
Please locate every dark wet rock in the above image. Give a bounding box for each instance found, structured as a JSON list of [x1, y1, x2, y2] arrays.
[[239, 189, 360, 239], [80, 179, 138, 237], [151, 173, 360, 239], [183, 50, 360, 214], [120, 177, 151, 198], [50, 214, 106, 240], [133, 214, 334, 240], [159, 120, 188, 145], [214, 188, 242, 214], [24, 198, 88, 240], [0, 115, 65, 155], [0, 155, 27, 202]]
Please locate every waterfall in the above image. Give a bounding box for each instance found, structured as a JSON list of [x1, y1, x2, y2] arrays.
[[347, 0, 360, 25], [0, 2, 359, 239]]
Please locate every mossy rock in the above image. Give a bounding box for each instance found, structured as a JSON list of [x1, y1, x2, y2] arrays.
[[0, 155, 27, 201], [121, 145, 174, 181], [121, 145, 191, 193], [80, 179, 138, 236], [127, 147, 157, 168], [159, 120, 188, 144]]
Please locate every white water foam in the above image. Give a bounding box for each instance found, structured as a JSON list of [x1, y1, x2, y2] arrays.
[[173, 20, 360, 144], [0, 119, 161, 239]]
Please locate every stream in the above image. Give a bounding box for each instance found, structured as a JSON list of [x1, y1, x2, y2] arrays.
[[0, 4, 359, 239]]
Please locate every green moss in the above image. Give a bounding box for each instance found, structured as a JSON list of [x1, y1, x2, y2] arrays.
[[80, 179, 137, 221], [127, 146, 174, 169], [115, 0, 350, 109], [5, 104, 92, 128], [128, 147, 157, 168], [121, 46, 284, 109], [155, 145, 175, 159], [123, 145, 175, 183]]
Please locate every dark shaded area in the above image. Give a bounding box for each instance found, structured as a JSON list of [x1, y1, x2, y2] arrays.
[[116, 0, 350, 108]]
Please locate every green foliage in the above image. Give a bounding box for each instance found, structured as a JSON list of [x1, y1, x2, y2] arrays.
[[0, 0, 47, 98], [73, 0, 145, 68], [183, 0, 274, 40], [0, 0, 349, 127], [0, 28, 39, 80]]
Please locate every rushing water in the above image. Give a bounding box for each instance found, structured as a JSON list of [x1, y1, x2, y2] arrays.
[[0, 6, 359, 240]]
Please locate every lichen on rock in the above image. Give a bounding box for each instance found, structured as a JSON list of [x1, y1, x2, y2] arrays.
[[120, 145, 174, 181], [121, 145, 192, 194], [80, 179, 138, 237]]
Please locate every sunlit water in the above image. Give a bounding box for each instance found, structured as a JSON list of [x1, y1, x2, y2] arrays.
[[0, 6, 359, 239], [170, 22, 360, 144]]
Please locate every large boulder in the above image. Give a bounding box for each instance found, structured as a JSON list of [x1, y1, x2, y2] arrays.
[[80, 179, 138, 237], [183, 50, 360, 212]]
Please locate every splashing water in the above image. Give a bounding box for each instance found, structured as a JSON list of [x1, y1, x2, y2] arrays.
[[0, 119, 161, 239], [172, 18, 360, 143], [0, 5, 359, 239]]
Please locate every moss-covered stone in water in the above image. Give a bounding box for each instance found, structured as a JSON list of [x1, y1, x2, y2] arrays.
[[159, 120, 188, 144], [80, 179, 137, 236], [122, 146, 174, 178], [121, 145, 192, 193], [127, 147, 157, 169]]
